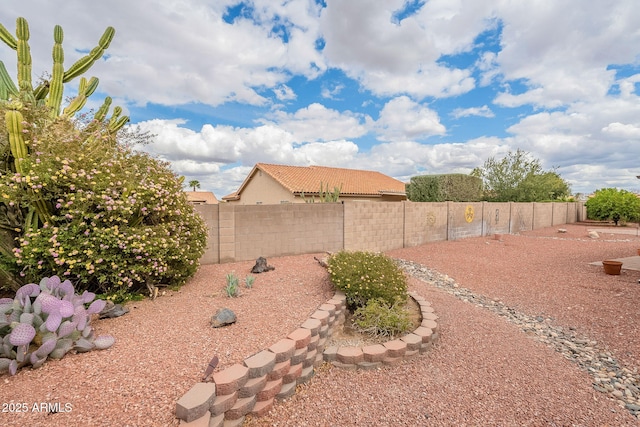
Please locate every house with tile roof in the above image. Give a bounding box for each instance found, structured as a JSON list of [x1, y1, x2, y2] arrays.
[[222, 163, 407, 204], [185, 191, 218, 205]]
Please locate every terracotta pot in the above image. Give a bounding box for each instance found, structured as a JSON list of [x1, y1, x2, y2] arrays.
[[602, 260, 623, 275], [636, 249, 640, 256]]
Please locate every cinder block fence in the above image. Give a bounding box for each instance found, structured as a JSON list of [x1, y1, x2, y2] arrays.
[[194, 201, 585, 265]]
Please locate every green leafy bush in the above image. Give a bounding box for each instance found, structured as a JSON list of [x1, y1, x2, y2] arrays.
[[406, 174, 483, 202], [326, 251, 407, 309], [585, 188, 640, 226], [352, 297, 412, 338]]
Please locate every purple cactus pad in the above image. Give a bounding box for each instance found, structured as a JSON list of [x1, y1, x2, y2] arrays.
[[35, 338, 57, 358], [45, 312, 62, 332], [87, 299, 106, 315], [94, 335, 115, 350], [45, 275, 61, 291], [59, 300, 74, 318], [81, 291, 96, 304], [0, 298, 12, 314], [57, 320, 77, 338], [9, 323, 36, 346], [15, 284, 40, 304], [73, 307, 88, 331], [58, 280, 74, 296], [38, 293, 61, 314]]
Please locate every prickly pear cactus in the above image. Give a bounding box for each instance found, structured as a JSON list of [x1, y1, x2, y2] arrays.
[[0, 276, 115, 376]]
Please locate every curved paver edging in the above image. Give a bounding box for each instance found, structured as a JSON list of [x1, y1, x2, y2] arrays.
[[322, 291, 439, 370], [175, 290, 439, 426]]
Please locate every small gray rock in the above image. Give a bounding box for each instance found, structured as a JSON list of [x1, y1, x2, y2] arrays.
[[99, 301, 130, 319], [210, 308, 236, 328]]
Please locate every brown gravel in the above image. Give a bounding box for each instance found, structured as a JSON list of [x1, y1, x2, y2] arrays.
[[2, 224, 640, 426]]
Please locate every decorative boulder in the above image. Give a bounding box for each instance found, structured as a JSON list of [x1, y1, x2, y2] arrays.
[[210, 308, 236, 328], [251, 256, 275, 273]]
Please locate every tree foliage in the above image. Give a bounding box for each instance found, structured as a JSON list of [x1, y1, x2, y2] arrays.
[[471, 149, 571, 202], [188, 180, 200, 192], [585, 188, 640, 225], [406, 174, 483, 202]]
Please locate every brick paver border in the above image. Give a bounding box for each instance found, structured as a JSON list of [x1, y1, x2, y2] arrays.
[[175, 291, 438, 425]]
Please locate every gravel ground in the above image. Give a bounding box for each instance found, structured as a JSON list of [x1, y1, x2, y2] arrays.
[[2, 224, 640, 426]]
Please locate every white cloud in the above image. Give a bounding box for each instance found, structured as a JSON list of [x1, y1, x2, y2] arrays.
[[601, 122, 640, 139], [273, 85, 296, 101], [262, 103, 371, 142], [451, 105, 495, 119], [375, 96, 446, 141]]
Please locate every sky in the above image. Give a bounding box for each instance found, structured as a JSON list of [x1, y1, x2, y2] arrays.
[[1, 0, 640, 199]]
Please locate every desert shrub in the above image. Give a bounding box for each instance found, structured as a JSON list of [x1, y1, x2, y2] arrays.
[[352, 297, 412, 338], [585, 188, 640, 225], [1, 115, 207, 294], [326, 251, 407, 309]]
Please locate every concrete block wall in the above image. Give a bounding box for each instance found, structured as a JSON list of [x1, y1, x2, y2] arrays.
[[566, 203, 577, 224], [403, 202, 448, 247], [552, 203, 569, 226], [233, 203, 343, 262], [193, 201, 584, 264], [193, 204, 220, 264], [447, 202, 484, 240], [343, 201, 404, 252], [533, 203, 554, 229], [481, 202, 511, 236], [510, 202, 534, 232]]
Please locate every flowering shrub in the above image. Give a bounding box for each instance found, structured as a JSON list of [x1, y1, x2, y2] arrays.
[[326, 251, 408, 309], [0, 111, 207, 294]]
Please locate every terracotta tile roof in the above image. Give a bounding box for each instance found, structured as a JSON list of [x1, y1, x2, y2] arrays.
[[253, 163, 406, 197], [185, 191, 218, 204]]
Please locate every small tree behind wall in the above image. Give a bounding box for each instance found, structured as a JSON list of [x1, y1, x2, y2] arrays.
[[585, 188, 640, 226]]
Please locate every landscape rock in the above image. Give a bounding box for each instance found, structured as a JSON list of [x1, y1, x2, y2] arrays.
[[251, 257, 275, 274], [99, 301, 130, 319], [396, 258, 640, 419], [588, 231, 600, 239], [210, 308, 237, 328]]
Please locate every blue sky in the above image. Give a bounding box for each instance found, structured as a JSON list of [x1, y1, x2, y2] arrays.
[[2, 1, 640, 198]]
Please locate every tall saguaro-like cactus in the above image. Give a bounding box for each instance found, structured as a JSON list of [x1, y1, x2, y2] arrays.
[[0, 17, 127, 127], [0, 17, 130, 290]]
